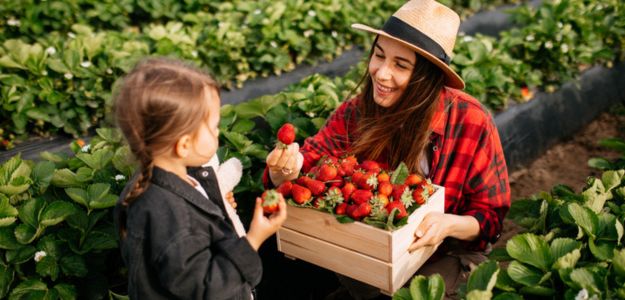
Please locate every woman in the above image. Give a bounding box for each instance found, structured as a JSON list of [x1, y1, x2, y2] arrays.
[[265, 0, 510, 298]]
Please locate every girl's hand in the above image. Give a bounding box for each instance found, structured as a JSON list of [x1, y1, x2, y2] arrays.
[[225, 192, 237, 209], [246, 195, 287, 251], [266, 143, 303, 185], [408, 212, 450, 252]]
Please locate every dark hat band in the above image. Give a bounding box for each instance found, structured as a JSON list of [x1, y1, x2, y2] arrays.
[[382, 16, 451, 65]]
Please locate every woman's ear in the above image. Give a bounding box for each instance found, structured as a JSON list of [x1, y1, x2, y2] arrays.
[[175, 134, 193, 158]]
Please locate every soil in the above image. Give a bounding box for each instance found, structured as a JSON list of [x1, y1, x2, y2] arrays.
[[493, 106, 625, 249]]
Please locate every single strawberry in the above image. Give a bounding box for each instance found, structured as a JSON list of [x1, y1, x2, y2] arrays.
[[305, 179, 326, 196], [339, 156, 358, 176], [378, 181, 393, 197], [351, 189, 373, 204], [261, 189, 280, 214], [425, 178, 435, 195], [353, 202, 372, 219], [296, 176, 312, 186], [276, 181, 293, 197], [335, 202, 348, 215], [347, 204, 359, 219], [354, 171, 378, 190], [341, 182, 356, 200], [412, 185, 428, 205], [291, 184, 312, 204], [323, 186, 344, 208], [276, 123, 296, 147], [391, 184, 408, 201], [372, 194, 389, 207], [317, 163, 338, 181], [386, 200, 408, 220], [359, 160, 381, 173], [404, 174, 423, 186], [377, 172, 390, 183]]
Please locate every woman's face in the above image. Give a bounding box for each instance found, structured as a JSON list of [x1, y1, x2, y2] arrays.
[[368, 35, 416, 107]]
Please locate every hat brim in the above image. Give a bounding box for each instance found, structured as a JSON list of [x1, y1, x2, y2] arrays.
[[352, 23, 465, 90]]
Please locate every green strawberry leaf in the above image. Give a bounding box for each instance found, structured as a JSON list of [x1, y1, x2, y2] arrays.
[[30, 161, 55, 195], [0, 263, 14, 299], [6, 245, 36, 264], [613, 248, 625, 278], [36, 255, 59, 281], [390, 162, 409, 185], [40, 201, 76, 227], [566, 203, 598, 239], [507, 261, 543, 286], [0, 195, 18, 226], [60, 255, 88, 277], [335, 215, 355, 224], [467, 260, 499, 292], [506, 233, 552, 271], [0, 225, 20, 249]]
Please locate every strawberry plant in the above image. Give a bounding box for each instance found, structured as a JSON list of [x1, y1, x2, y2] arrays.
[[462, 169, 625, 299], [588, 138, 625, 171], [392, 273, 445, 300], [0, 128, 135, 299]]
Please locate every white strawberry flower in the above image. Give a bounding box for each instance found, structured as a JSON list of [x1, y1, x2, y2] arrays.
[[68, 32, 76, 39], [462, 35, 474, 42], [331, 31, 338, 38], [307, 10, 316, 17], [7, 18, 20, 27], [191, 50, 198, 58], [45, 47, 56, 55], [34, 251, 47, 262], [304, 30, 314, 37], [544, 41, 553, 49], [115, 174, 126, 181], [80, 61, 91, 68], [41, 70, 48, 76], [81, 144, 90, 152], [270, 41, 278, 48], [560, 44, 569, 53], [525, 34, 535, 42], [64, 72, 73, 80], [106, 68, 113, 74], [557, 22, 563, 28], [254, 9, 261, 15]]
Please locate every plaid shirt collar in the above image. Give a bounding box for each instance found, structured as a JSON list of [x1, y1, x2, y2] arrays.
[[430, 88, 451, 137]]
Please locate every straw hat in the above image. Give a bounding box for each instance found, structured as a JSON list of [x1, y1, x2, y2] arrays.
[[352, 0, 465, 89]]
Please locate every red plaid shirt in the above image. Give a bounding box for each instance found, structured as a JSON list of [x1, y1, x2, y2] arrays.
[[266, 88, 510, 250]]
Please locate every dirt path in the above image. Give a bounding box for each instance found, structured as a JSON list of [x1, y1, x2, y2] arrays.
[[493, 106, 625, 248]]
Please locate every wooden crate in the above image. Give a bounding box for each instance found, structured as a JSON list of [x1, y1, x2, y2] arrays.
[[276, 185, 445, 295]]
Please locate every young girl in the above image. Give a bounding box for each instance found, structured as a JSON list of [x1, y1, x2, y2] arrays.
[[114, 58, 286, 299], [265, 1, 509, 299]]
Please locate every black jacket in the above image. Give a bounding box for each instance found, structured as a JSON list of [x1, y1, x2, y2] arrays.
[[115, 166, 261, 299]]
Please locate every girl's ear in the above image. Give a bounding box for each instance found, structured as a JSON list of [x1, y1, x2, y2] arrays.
[[175, 134, 193, 158]]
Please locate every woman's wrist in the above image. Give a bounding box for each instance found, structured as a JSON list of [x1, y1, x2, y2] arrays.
[[446, 214, 480, 241]]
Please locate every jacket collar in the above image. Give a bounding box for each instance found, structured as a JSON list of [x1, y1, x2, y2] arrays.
[[151, 166, 225, 219]]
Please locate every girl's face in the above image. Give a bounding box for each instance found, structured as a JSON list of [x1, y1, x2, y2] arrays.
[[189, 86, 221, 166], [368, 35, 416, 107]]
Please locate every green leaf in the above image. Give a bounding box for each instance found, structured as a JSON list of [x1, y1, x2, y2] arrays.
[[613, 248, 625, 278], [51, 169, 81, 188], [18, 197, 45, 228], [0, 263, 14, 299], [506, 233, 552, 271], [82, 231, 117, 251], [582, 178, 610, 214], [495, 269, 517, 292], [492, 292, 523, 300], [570, 268, 601, 296], [466, 290, 492, 300], [408, 274, 445, 300], [112, 146, 136, 177], [53, 284, 76, 300], [567, 203, 598, 238], [36, 255, 59, 281], [588, 158, 611, 170], [234, 97, 281, 119], [601, 170, 625, 192], [6, 245, 36, 264], [95, 128, 122, 143], [507, 261, 543, 286], [76, 148, 114, 170], [88, 183, 111, 203], [31, 161, 55, 195], [60, 255, 88, 277], [598, 138, 625, 153], [588, 238, 614, 261], [549, 238, 581, 260], [0, 225, 19, 249], [8, 279, 48, 299], [0, 195, 18, 226], [467, 260, 499, 292], [14, 224, 38, 244], [390, 162, 409, 185], [392, 287, 411, 300], [518, 285, 555, 296], [335, 215, 355, 223], [231, 119, 256, 133], [553, 249, 581, 270], [90, 194, 117, 210], [65, 188, 89, 208], [40, 201, 76, 226]]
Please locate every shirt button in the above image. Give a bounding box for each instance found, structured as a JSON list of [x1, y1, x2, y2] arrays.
[[432, 145, 439, 151], [201, 171, 209, 178]]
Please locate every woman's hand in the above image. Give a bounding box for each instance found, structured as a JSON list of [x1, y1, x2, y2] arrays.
[[408, 212, 480, 252], [246, 195, 287, 251], [266, 143, 303, 185], [225, 192, 237, 209]]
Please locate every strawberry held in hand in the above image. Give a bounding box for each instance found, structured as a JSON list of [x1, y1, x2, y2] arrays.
[[261, 189, 281, 214], [276, 123, 296, 148]]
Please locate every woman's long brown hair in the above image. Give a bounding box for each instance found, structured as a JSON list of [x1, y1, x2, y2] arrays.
[[350, 37, 446, 176], [113, 58, 218, 238]]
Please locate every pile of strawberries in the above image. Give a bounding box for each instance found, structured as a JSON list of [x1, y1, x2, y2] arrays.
[[271, 155, 436, 229]]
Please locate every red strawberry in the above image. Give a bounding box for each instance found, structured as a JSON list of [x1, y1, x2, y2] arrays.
[[276, 181, 293, 197], [277, 123, 296, 147], [359, 160, 381, 173], [404, 174, 423, 186], [335, 202, 348, 215], [355, 171, 378, 190], [372, 194, 389, 207], [261, 189, 280, 214], [391, 184, 409, 202], [291, 184, 312, 204], [346, 204, 359, 219], [317, 163, 338, 181], [351, 189, 373, 204], [305, 179, 326, 196], [412, 185, 428, 205], [341, 182, 356, 200], [378, 181, 393, 197], [339, 156, 358, 176], [386, 200, 408, 220], [353, 202, 372, 219], [296, 176, 312, 186]]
